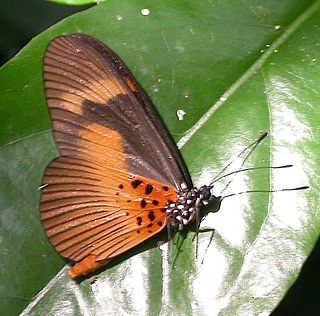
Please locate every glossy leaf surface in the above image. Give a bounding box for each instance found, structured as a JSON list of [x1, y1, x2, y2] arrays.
[[0, 1, 319, 315]]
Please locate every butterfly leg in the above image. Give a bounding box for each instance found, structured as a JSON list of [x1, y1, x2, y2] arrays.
[[68, 255, 112, 279]]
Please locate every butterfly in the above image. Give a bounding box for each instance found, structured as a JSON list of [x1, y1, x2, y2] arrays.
[[39, 33, 225, 279]]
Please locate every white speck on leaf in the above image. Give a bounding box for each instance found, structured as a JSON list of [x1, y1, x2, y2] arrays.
[[140, 8, 150, 16], [176, 109, 186, 121]]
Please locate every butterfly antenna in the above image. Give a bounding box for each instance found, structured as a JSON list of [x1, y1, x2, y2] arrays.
[[212, 164, 293, 184], [222, 186, 309, 199], [210, 131, 268, 185], [212, 131, 268, 195]]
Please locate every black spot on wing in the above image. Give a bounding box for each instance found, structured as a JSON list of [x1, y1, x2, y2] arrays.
[[131, 179, 142, 188], [136, 216, 142, 226], [147, 211, 155, 222], [140, 199, 147, 208], [145, 184, 153, 194]]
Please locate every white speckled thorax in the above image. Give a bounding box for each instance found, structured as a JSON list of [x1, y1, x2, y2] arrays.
[[166, 184, 215, 231]]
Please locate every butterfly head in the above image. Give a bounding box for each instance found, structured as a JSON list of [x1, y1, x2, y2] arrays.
[[166, 184, 221, 232]]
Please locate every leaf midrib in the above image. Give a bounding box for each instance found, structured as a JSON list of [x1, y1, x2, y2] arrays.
[[177, 0, 320, 149]]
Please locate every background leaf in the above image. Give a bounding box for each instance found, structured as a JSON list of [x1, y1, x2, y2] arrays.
[[0, 1, 319, 315]]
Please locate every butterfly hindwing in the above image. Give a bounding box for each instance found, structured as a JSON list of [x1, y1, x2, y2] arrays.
[[41, 156, 176, 261]]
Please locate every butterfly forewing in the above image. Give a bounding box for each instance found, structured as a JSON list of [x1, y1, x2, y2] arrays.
[[43, 34, 190, 188], [41, 34, 187, 278]]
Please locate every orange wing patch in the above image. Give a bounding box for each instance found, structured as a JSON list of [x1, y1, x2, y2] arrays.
[[40, 156, 176, 278], [123, 76, 137, 93]]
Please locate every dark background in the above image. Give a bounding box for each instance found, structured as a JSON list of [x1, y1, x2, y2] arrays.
[[1, 1, 319, 315]]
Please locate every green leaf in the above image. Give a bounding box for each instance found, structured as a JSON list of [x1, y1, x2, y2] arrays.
[[1, 1, 319, 315]]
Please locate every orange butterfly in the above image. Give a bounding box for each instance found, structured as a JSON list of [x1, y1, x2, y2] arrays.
[[40, 34, 216, 279]]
